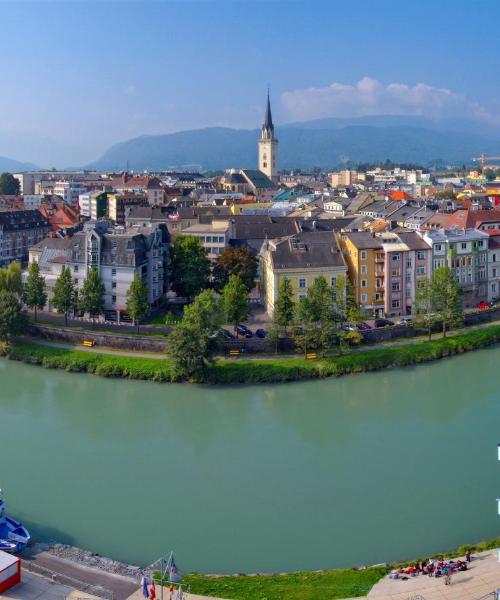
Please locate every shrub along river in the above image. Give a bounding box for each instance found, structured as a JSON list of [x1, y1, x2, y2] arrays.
[[1, 348, 499, 573]]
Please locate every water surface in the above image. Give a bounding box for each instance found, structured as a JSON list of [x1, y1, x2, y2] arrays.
[[1, 351, 499, 573]]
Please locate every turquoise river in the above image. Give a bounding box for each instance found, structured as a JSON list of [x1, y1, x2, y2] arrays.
[[1, 348, 499, 574]]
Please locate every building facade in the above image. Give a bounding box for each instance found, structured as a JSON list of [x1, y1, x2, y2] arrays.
[[0, 210, 51, 267]]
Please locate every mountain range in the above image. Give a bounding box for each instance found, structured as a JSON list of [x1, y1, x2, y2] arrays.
[[86, 115, 500, 172], [3, 115, 500, 173]]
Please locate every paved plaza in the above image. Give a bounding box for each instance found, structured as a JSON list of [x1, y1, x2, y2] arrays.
[[368, 549, 500, 599], [0, 571, 96, 600]]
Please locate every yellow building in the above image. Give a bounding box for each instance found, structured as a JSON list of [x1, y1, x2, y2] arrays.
[[260, 231, 347, 315], [338, 232, 385, 317]]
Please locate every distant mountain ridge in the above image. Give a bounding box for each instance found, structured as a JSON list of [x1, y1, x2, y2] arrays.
[[86, 114, 500, 172], [0, 155, 38, 173]]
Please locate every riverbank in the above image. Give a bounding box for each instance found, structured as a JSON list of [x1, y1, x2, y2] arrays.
[[4, 324, 500, 384]]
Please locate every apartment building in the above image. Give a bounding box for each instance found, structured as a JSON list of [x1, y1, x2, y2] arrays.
[[182, 220, 234, 258], [0, 210, 51, 267], [29, 221, 170, 320], [421, 228, 489, 307]]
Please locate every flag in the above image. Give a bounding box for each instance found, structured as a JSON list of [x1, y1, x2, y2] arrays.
[[149, 578, 156, 600], [176, 586, 183, 600], [168, 554, 181, 583], [141, 576, 149, 599]]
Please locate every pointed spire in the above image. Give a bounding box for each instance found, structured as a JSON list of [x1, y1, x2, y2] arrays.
[[264, 88, 274, 131]]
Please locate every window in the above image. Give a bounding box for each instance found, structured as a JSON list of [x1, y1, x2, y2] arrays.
[[493, 268, 497, 278], [112, 282, 116, 289], [74, 265, 78, 272], [417, 266, 426, 275], [330, 276, 336, 286], [360, 250, 367, 260], [73, 278, 78, 285], [361, 265, 367, 274], [391, 300, 400, 309], [494, 253, 497, 262], [299, 278, 306, 288], [375, 293, 382, 300], [298, 293, 306, 300], [361, 279, 367, 288], [478, 240, 484, 247], [435, 244, 442, 251], [461, 242, 467, 250], [391, 282, 400, 292], [493, 283, 497, 293], [361, 293, 368, 302], [112, 295, 116, 304], [392, 253, 400, 261], [417, 250, 425, 260], [406, 259, 412, 268], [391, 268, 400, 277], [112, 268, 117, 276]]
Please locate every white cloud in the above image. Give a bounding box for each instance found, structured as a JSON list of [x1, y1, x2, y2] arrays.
[[281, 77, 499, 124]]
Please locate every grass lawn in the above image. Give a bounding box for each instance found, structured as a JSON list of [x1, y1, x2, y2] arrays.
[[175, 566, 389, 600]]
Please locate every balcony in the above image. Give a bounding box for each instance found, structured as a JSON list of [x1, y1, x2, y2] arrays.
[[375, 254, 385, 263]]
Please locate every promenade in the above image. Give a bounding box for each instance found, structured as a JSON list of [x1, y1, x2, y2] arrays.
[[368, 549, 500, 600]]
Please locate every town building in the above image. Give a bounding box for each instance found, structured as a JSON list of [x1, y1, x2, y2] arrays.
[[258, 91, 278, 181], [182, 220, 234, 259], [0, 210, 51, 267], [29, 221, 170, 320], [108, 193, 148, 225], [79, 191, 108, 220], [485, 230, 500, 302], [421, 228, 489, 308], [259, 231, 347, 315], [53, 180, 88, 206]]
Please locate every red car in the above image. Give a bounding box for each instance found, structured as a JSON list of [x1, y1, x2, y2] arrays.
[[477, 301, 490, 310]]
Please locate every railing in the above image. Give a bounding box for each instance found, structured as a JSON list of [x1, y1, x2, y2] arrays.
[[22, 560, 114, 599]]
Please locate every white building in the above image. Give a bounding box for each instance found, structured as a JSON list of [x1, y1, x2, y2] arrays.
[[53, 180, 87, 206], [23, 194, 44, 210]]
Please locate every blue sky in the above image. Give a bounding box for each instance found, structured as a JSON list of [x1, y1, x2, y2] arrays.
[[1, 0, 499, 165]]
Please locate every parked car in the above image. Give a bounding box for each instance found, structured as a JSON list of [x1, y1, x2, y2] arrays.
[[477, 301, 491, 310], [342, 324, 357, 332], [236, 324, 253, 338], [217, 328, 235, 340], [357, 322, 372, 331], [255, 328, 267, 339], [396, 317, 413, 326], [374, 318, 394, 328]]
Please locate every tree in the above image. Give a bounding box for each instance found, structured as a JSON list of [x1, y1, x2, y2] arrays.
[[273, 277, 295, 334], [0, 173, 20, 195], [414, 279, 437, 341], [212, 246, 258, 291], [220, 275, 249, 335], [183, 289, 221, 335], [166, 289, 221, 381], [0, 262, 23, 298], [24, 261, 47, 321], [430, 267, 462, 337], [126, 273, 149, 332], [0, 290, 26, 341], [167, 321, 209, 382], [52, 266, 77, 326], [169, 235, 210, 299], [484, 168, 496, 181], [79, 268, 105, 326], [294, 276, 342, 356]]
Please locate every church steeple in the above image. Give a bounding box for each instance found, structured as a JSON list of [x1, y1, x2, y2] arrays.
[[262, 89, 274, 137], [258, 90, 278, 179]]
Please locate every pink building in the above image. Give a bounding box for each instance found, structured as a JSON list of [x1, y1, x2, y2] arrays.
[[379, 231, 432, 317]]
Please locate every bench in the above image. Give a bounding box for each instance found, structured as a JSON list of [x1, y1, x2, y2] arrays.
[[229, 349, 240, 357], [306, 352, 317, 360], [82, 340, 95, 348]]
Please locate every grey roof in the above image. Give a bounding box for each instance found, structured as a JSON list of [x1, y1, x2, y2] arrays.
[[340, 231, 384, 250], [241, 169, 275, 189], [297, 217, 357, 232], [396, 231, 432, 250], [0, 209, 49, 231], [225, 173, 246, 184], [231, 216, 298, 241], [268, 231, 346, 270], [126, 206, 177, 221], [387, 205, 420, 222]]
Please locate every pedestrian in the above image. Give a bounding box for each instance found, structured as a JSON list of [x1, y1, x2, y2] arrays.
[[466, 550, 472, 563], [444, 567, 452, 586]]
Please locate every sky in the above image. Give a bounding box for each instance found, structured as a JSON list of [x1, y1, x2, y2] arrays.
[[1, 0, 500, 166]]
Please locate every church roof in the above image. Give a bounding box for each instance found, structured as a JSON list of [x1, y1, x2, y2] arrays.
[[263, 90, 274, 131]]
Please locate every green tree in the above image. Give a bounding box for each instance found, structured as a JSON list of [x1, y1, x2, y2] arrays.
[[294, 276, 343, 356], [79, 268, 105, 326], [220, 275, 249, 335], [169, 235, 210, 299], [183, 289, 221, 336], [484, 168, 496, 181], [431, 267, 463, 337], [167, 321, 209, 382], [0, 262, 23, 298], [126, 273, 149, 332], [273, 277, 295, 335], [0, 173, 20, 195], [24, 261, 47, 321], [414, 279, 437, 341], [0, 290, 26, 341], [52, 266, 77, 326], [212, 246, 258, 291]]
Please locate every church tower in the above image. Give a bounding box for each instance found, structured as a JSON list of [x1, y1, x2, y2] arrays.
[[258, 90, 278, 180]]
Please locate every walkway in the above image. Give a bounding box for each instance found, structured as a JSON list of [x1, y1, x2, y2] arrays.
[[368, 549, 500, 599], [0, 570, 97, 600]]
